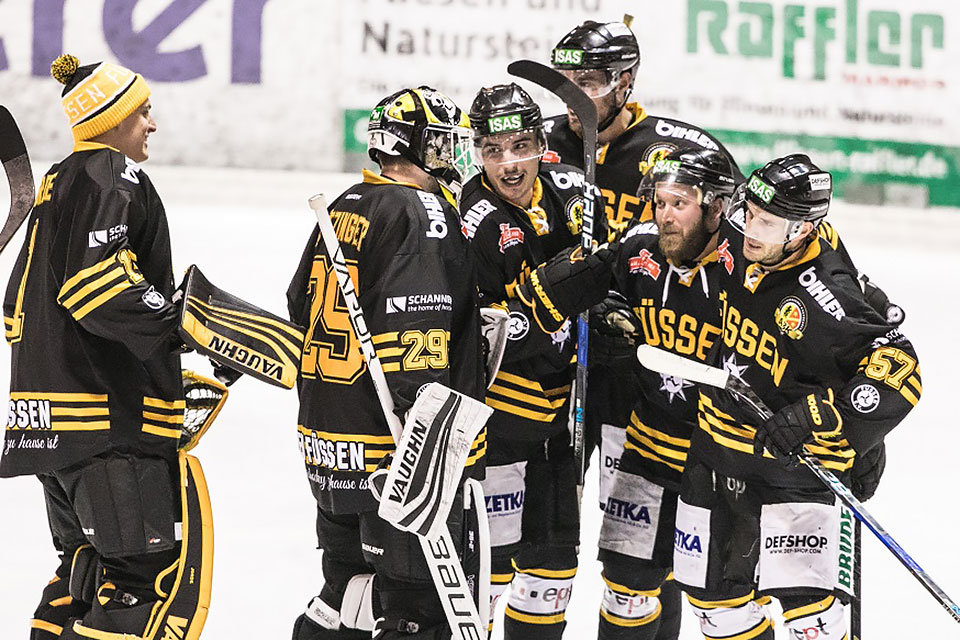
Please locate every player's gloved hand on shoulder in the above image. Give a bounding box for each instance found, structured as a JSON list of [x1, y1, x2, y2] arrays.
[[516, 243, 615, 333], [588, 291, 640, 366], [754, 390, 843, 459], [858, 273, 905, 326], [209, 358, 243, 387], [850, 443, 886, 502]]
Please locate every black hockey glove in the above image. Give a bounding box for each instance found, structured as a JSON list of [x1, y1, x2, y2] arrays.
[[516, 244, 615, 334], [755, 390, 843, 459], [209, 358, 243, 387], [858, 273, 905, 326], [850, 443, 886, 502], [588, 291, 640, 366]]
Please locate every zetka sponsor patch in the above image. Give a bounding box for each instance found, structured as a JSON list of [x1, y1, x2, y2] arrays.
[[88, 224, 128, 247], [385, 293, 453, 314]]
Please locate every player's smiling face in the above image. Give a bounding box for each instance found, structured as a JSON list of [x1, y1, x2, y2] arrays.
[[96, 99, 157, 163], [478, 130, 543, 207]]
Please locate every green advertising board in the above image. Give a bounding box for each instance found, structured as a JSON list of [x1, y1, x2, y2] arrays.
[[713, 130, 960, 207]]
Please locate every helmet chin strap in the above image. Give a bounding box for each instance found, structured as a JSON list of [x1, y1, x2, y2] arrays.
[[597, 90, 629, 134]]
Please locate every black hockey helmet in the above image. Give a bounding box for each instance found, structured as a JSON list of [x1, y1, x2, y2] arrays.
[[469, 83, 543, 140], [642, 148, 737, 207], [727, 154, 832, 245], [367, 86, 473, 192], [742, 154, 832, 221], [551, 20, 641, 92]]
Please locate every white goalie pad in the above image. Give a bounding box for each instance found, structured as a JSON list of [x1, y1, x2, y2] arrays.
[[378, 382, 493, 539], [480, 307, 509, 389]]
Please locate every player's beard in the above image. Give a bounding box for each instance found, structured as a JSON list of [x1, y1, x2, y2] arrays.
[[568, 91, 618, 136], [659, 215, 713, 265]]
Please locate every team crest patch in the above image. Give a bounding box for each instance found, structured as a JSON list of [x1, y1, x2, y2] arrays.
[[565, 196, 584, 235], [628, 249, 662, 279], [638, 144, 676, 175], [498, 224, 524, 253], [774, 296, 806, 339], [851, 384, 880, 413]]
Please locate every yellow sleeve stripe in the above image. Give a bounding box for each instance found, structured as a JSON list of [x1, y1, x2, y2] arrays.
[[51, 407, 109, 417], [144, 397, 186, 410], [624, 442, 685, 473], [143, 411, 184, 424], [10, 392, 108, 402], [59, 254, 126, 298], [382, 362, 401, 373], [484, 397, 556, 422], [375, 347, 405, 359], [628, 415, 691, 447], [372, 332, 399, 344], [71, 280, 134, 321], [697, 416, 756, 455], [142, 424, 182, 439], [900, 386, 919, 406], [487, 383, 559, 410], [60, 266, 127, 309], [494, 370, 544, 391], [626, 431, 688, 461]]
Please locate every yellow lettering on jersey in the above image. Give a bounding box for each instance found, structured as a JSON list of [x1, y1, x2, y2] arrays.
[[635, 299, 719, 362], [34, 173, 57, 206], [330, 210, 370, 252], [160, 615, 188, 640], [721, 296, 789, 386], [600, 189, 645, 237]]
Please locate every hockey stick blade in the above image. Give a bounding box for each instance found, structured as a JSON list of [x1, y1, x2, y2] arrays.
[[636, 344, 960, 625], [0, 106, 35, 255]]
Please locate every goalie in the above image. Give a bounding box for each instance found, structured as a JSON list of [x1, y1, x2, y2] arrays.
[[286, 86, 487, 640], [1, 56, 216, 640]]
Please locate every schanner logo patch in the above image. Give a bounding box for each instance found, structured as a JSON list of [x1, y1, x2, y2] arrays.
[[774, 296, 806, 339], [488, 114, 522, 133], [553, 48, 583, 65], [747, 174, 776, 203]]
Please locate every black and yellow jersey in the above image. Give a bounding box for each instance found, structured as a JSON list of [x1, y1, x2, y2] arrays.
[[2, 143, 183, 478], [287, 170, 485, 514], [692, 222, 921, 488], [544, 103, 743, 240], [459, 163, 584, 441], [611, 223, 725, 490]]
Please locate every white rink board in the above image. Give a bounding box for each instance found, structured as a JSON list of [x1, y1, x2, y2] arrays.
[[0, 164, 959, 638]]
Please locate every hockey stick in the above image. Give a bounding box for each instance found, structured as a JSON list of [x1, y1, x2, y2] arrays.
[[507, 60, 597, 486], [0, 106, 35, 254], [309, 194, 487, 639], [636, 344, 960, 625]]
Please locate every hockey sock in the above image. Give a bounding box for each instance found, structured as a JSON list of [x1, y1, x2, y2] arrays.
[[597, 577, 661, 640], [687, 592, 774, 640]]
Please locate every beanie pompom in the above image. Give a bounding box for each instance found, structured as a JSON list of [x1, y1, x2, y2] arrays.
[[51, 54, 80, 85]]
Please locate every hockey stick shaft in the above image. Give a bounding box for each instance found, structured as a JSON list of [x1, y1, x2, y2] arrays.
[[507, 60, 597, 485], [309, 195, 486, 639], [637, 345, 960, 624], [0, 106, 35, 255]]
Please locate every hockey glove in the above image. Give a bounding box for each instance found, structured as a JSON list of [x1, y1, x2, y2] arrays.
[[516, 244, 615, 334], [588, 291, 640, 366], [850, 443, 886, 502], [755, 390, 843, 459]]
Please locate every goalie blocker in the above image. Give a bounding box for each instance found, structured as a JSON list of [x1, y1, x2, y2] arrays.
[[178, 265, 305, 389]]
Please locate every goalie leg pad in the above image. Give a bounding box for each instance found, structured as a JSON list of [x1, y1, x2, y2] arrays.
[[178, 264, 305, 389]]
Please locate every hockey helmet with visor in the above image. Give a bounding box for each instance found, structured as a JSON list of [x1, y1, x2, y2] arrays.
[[469, 83, 546, 166], [551, 20, 640, 99]]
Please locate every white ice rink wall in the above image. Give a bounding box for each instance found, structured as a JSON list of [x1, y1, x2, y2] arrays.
[[0, 0, 958, 205]]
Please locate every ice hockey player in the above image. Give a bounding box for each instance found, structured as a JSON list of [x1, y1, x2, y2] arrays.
[[674, 154, 920, 639], [546, 21, 745, 636], [287, 86, 485, 640], [459, 83, 611, 639], [2, 55, 212, 639]]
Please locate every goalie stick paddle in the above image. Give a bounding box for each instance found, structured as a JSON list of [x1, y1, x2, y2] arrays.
[[637, 344, 960, 626], [309, 194, 488, 639], [507, 59, 597, 486], [0, 106, 35, 255]]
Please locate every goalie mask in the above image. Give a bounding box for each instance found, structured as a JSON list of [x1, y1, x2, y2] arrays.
[[469, 83, 546, 166], [726, 153, 832, 245], [368, 86, 473, 195]]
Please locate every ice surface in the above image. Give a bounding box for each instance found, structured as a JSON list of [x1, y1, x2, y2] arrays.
[[1, 164, 958, 638]]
